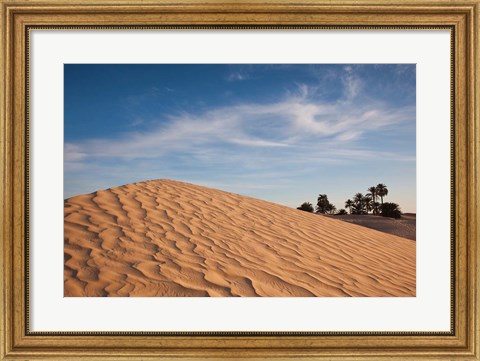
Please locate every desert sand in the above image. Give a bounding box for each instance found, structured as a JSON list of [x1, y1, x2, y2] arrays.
[[64, 179, 415, 297], [329, 214, 416, 241]]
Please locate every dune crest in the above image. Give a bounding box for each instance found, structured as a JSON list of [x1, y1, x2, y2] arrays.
[[64, 179, 415, 297]]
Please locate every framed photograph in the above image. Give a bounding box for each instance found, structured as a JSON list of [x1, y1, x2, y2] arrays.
[[1, 0, 478, 359]]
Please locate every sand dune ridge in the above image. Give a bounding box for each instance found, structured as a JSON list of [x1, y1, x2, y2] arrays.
[[64, 179, 416, 297]]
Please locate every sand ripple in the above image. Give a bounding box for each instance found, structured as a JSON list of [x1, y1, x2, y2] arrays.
[[64, 179, 415, 297]]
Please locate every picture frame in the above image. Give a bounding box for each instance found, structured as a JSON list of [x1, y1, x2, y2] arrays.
[[1, 0, 478, 359]]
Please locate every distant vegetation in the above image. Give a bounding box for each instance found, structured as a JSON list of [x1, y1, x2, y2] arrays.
[[315, 194, 336, 215], [297, 202, 314, 213], [297, 183, 403, 219], [380, 202, 402, 219]]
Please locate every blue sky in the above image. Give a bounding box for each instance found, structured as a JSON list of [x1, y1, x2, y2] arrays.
[[64, 64, 416, 212]]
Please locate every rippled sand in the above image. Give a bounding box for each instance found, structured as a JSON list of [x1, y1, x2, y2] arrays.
[[64, 179, 416, 297], [330, 214, 416, 241]]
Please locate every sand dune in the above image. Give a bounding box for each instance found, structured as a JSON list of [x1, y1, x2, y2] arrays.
[[330, 214, 416, 241], [64, 179, 415, 297]]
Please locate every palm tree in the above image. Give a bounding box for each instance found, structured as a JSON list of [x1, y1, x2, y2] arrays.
[[353, 193, 366, 214], [363, 195, 372, 214], [376, 183, 388, 205], [316, 194, 334, 214], [367, 186, 378, 214], [345, 199, 354, 214], [367, 186, 377, 201], [297, 202, 314, 212], [327, 205, 337, 215], [380, 202, 402, 219]]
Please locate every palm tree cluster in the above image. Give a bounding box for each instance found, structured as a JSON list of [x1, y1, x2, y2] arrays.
[[344, 183, 388, 215], [315, 194, 336, 214], [297, 183, 402, 218]]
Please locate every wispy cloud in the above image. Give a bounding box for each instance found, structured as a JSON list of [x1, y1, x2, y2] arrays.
[[226, 70, 249, 82], [64, 64, 416, 211], [342, 66, 362, 99], [66, 84, 414, 163], [64, 81, 415, 203], [125, 86, 175, 107], [64, 144, 87, 162], [127, 118, 145, 127]]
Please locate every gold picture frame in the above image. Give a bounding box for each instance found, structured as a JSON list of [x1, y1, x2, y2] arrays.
[[1, 0, 478, 359]]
